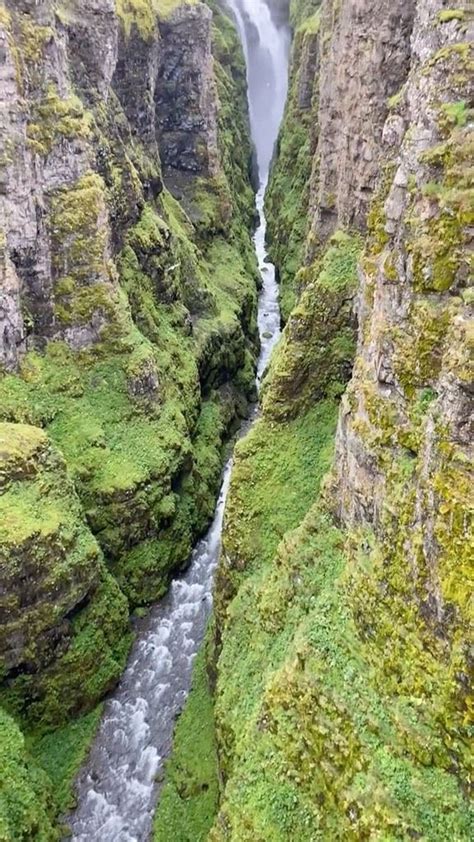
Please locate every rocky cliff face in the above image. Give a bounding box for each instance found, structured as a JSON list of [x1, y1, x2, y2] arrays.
[[307, 0, 415, 241], [265, 0, 321, 321], [0, 0, 257, 832], [213, 0, 473, 838], [157, 3, 220, 177]]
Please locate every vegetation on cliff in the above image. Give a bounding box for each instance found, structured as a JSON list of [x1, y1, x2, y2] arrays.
[[0, 0, 472, 839], [0, 0, 258, 835], [210, 0, 473, 839], [265, 0, 321, 321], [153, 641, 219, 842], [210, 227, 365, 838], [0, 709, 58, 841]]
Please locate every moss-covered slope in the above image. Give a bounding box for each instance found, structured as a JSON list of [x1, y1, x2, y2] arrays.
[[0, 0, 258, 836], [211, 0, 473, 839], [0, 708, 59, 841], [0, 0, 256, 712], [0, 423, 130, 726]]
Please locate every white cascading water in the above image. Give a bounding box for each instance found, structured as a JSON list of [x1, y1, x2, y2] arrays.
[[67, 3, 290, 840], [228, 0, 290, 181]]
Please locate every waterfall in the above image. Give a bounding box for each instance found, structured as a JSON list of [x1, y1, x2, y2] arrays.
[[226, 0, 290, 182]]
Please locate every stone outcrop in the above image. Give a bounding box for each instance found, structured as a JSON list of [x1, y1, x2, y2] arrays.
[[332, 2, 473, 529], [307, 0, 415, 244]]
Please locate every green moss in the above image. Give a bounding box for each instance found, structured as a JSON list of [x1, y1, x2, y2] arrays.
[[50, 172, 108, 283], [0, 424, 128, 722], [116, 0, 157, 38], [153, 641, 219, 841], [408, 123, 473, 294], [366, 162, 397, 254], [0, 423, 47, 489], [29, 575, 131, 727], [0, 421, 130, 726], [439, 100, 470, 129], [0, 294, 234, 609], [299, 10, 321, 34], [0, 708, 58, 841], [266, 10, 320, 321], [289, 0, 322, 30], [27, 85, 93, 156], [261, 232, 361, 420], [391, 300, 452, 396], [387, 89, 404, 110], [212, 439, 473, 839], [437, 9, 465, 23], [16, 15, 53, 66], [215, 399, 338, 634], [29, 706, 103, 814]]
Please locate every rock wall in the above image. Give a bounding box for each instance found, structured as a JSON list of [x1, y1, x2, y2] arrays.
[[307, 0, 415, 243], [265, 0, 321, 320], [267, 0, 416, 311], [212, 0, 473, 838], [157, 4, 220, 176], [0, 0, 260, 835]]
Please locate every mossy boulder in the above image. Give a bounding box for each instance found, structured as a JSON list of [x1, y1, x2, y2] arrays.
[[0, 422, 130, 727]]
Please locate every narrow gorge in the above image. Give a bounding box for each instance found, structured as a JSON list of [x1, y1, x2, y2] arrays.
[[0, 1, 472, 841]]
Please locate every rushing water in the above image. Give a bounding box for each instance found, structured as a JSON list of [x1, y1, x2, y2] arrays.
[[68, 3, 290, 840], [228, 0, 290, 180]]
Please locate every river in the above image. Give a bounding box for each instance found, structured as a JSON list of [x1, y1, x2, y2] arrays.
[[67, 2, 290, 839]]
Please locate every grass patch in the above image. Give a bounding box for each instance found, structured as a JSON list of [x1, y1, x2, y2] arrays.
[[0, 708, 58, 841], [29, 706, 103, 814], [153, 643, 219, 841], [221, 400, 338, 577]]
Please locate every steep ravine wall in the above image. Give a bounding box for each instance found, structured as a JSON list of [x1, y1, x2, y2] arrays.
[[212, 0, 473, 838], [0, 0, 258, 835]]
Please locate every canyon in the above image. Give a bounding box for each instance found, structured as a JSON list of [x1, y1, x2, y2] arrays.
[[0, 0, 472, 840]]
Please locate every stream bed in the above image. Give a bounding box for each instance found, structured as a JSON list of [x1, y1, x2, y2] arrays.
[[68, 3, 290, 839]]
